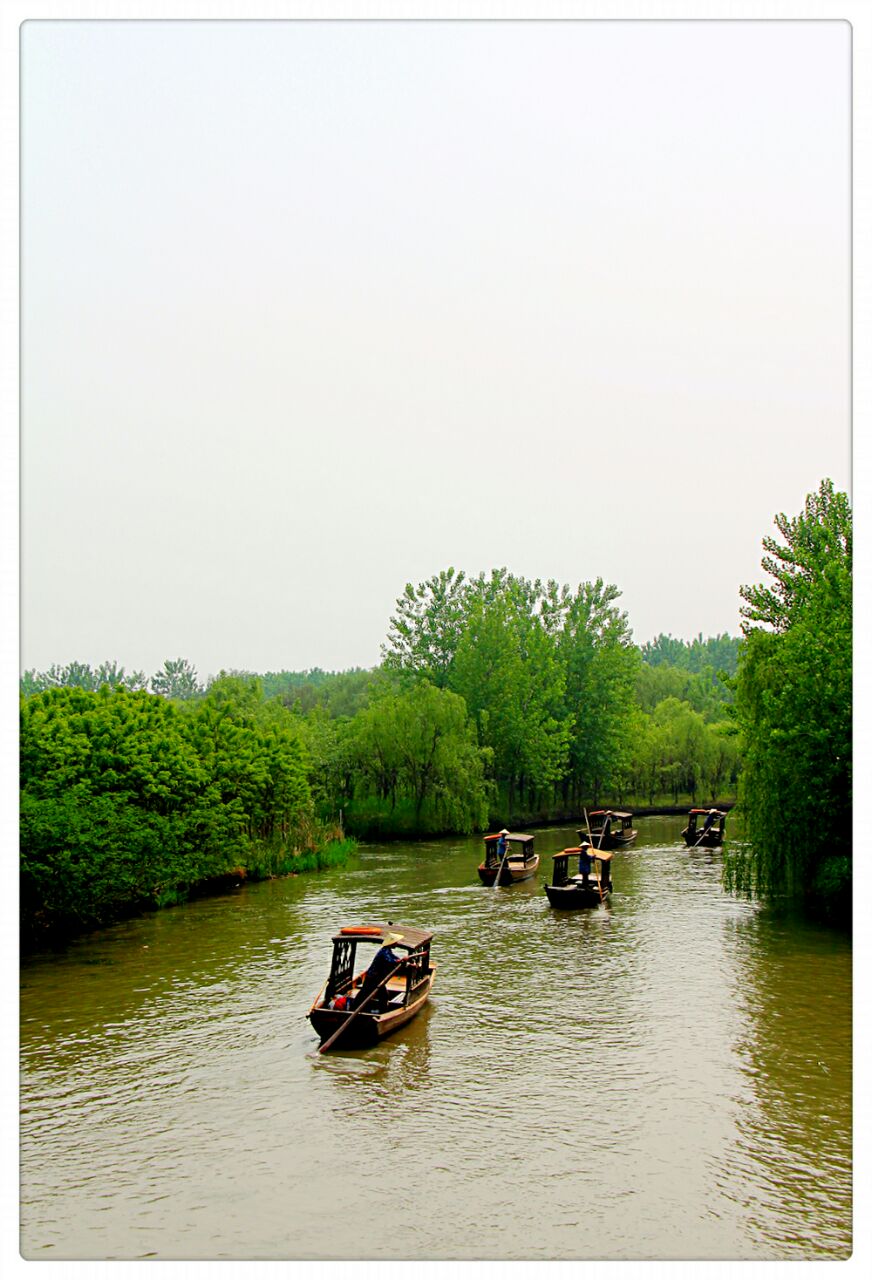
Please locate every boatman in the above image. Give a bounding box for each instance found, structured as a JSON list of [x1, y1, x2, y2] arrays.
[[702, 808, 718, 834], [496, 829, 509, 862], [353, 932, 405, 1012], [578, 841, 593, 887]]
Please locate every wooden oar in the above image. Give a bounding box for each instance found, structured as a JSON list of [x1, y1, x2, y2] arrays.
[[583, 807, 605, 903], [493, 841, 511, 888], [690, 814, 717, 848], [317, 950, 426, 1054]]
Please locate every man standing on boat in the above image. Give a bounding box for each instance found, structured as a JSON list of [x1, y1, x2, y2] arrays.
[[353, 932, 405, 1011], [496, 829, 509, 861], [578, 841, 593, 887]]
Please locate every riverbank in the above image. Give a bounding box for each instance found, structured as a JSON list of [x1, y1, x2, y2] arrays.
[[345, 797, 738, 841], [20, 834, 358, 954]]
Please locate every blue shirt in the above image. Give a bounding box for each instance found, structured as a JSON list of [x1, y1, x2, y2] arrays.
[[362, 945, 402, 993]]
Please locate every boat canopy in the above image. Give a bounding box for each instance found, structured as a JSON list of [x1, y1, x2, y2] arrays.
[[331, 924, 434, 950], [588, 809, 632, 820], [553, 847, 613, 862], [688, 808, 725, 816], [484, 832, 534, 846]]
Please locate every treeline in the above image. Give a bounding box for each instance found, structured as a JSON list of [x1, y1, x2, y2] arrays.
[[20, 676, 353, 945], [20, 657, 202, 700], [377, 569, 740, 823], [22, 573, 741, 847], [19, 481, 851, 933]]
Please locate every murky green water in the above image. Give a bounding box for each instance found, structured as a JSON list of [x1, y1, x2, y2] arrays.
[[19, 817, 851, 1260]]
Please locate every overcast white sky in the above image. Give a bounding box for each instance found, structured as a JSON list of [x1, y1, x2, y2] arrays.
[[19, 17, 852, 679]]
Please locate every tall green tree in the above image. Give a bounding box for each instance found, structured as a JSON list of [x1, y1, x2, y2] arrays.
[[557, 579, 640, 805], [381, 568, 470, 687], [453, 587, 568, 809], [728, 480, 851, 919], [739, 479, 851, 633]]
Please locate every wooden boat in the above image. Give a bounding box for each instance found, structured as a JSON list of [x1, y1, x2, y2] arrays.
[[308, 923, 435, 1050], [577, 809, 636, 849], [545, 846, 613, 909], [477, 832, 539, 885], [682, 807, 727, 848]]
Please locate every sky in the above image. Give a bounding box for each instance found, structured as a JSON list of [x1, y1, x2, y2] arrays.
[[18, 17, 852, 680]]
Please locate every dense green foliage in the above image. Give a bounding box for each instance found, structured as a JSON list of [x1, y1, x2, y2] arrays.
[[640, 632, 739, 676], [19, 679, 347, 944], [22, 481, 850, 938], [726, 480, 852, 921], [379, 569, 740, 819], [382, 569, 644, 816], [22, 584, 741, 849], [21, 569, 748, 940], [350, 679, 491, 834]]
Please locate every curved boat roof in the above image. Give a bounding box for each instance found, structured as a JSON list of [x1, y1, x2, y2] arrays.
[[331, 923, 434, 948], [553, 847, 613, 861], [483, 832, 534, 844]]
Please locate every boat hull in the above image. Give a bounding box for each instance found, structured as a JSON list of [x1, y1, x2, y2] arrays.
[[587, 831, 635, 849], [478, 854, 540, 886], [544, 882, 611, 909], [309, 970, 435, 1049], [682, 828, 724, 848]]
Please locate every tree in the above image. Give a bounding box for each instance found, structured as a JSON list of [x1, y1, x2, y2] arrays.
[[641, 632, 740, 678], [95, 660, 148, 691], [20, 670, 44, 697], [452, 587, 568, 809], [728, 481, 851, 920], [703, 722, 741, 803], [381, 568, 470, 687], [558, 580, 640, 805], [635, 663, 733, 721], [19, 686, 220, 938], [739, 478, 851, 634], [20, 660, 149, 696], [295, 705, 357, 817], [183, 675, 312, 842], [151, 658, 202, 701], [19, 677, 322, 943], [351, 682, 489, 830]]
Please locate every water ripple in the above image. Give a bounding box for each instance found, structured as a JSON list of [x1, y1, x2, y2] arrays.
[[20, 818, 851, 1261]]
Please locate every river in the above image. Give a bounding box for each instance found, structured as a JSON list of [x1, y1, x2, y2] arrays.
[[19, 816, 851, 1261]]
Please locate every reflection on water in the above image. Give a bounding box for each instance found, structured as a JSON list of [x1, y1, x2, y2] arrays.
[[724, 908, 852, 1258], [20, 816, 851, 1260]]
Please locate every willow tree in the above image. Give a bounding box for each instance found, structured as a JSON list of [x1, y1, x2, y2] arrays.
[[727, 480, 852, 920], [350, 681, 490, 831]]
